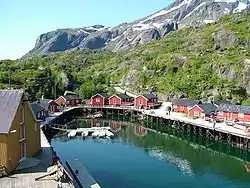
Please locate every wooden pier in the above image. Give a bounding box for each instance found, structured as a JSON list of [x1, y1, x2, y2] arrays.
[[66, 159, 101, 188]]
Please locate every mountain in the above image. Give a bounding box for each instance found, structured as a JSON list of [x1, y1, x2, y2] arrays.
[[3, 13, 250, 104], [23, 0, 249, 58]]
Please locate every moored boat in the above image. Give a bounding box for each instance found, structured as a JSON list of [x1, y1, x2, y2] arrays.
[[68, 130, 77, 138], [105, 130, 114, 137], [99, 130, 106, 138]]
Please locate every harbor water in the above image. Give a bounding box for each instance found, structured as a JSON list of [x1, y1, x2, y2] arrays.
[[50, 118, 250, 188]]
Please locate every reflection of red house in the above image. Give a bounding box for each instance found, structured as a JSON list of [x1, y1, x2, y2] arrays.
[[91, 119, 104, 127], [55, 94, 82, 107], [109, 122, 122, 132], [91, 93, 109, 106], [188, 103, 217, 119], [109, 94, 134, 106], [217, 104, 250, 122], [134, 126, 147, 137], [172, 99, 201, 113], [39, 99, 61, 113], [135, 94, 161, 109]]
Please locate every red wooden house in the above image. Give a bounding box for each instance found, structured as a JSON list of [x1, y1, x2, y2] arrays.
[[109, 93, 134, 106], [217, 104, 250, 122], [135, 94, 161, 109], [90, 93, 109, 106], [188, 103, 217, 119], [134, 126, 147, 137], [172, 99, 201, 113], [55, 94, 82, 107], [39, 99, 61, 113]]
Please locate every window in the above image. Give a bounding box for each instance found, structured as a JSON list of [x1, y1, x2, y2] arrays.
[[20, 106, 24, 124], [19, 125, 26, 141], [76, 100, 79, 103], [218, 111, 223, 116], [194, 111, 199, 117], [34, 122, 38, 131], [238, 113, 244, 118], [20, 142, 27, 159], [37, 112, 40, 118], [173, 105, 177, 109], [139, 100, 142, 105], [180, 106, 185, 111], [66, 100, 70, 104], [96, 98, 100, 102]]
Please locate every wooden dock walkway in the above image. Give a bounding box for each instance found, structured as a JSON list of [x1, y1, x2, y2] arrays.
[[66, 159, 101, 188], [0, 131, 74, 188]]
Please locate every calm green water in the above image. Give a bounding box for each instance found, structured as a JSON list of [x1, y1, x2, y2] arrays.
[[51, 118, 250, 188]]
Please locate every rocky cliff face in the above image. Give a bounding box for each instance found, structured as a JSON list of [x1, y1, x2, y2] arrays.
[[23, 0, 249, 58]]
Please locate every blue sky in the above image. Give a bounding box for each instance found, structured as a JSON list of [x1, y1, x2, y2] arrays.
[[0, 0, 172, 60]]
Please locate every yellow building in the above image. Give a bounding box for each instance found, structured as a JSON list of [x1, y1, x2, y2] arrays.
[[0, 90, 41, 173]]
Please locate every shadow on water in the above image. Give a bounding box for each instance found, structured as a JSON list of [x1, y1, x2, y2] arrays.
[[50, 115, 250, 184]]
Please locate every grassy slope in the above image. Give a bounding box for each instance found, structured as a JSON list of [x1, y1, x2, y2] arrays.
[[0, 13, 249, 103]]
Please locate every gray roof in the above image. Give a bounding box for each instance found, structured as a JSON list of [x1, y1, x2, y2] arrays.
[[64, 94, 81, 100], [116, 93, 133, 100], [197, 103, 217, 114], [0, 90, 24, 134], [142, 93, 157, 100], [213, 100, 232, 106], [99, 93, 109, 98], [31, 103, 45, 115], [39, 99, 52, 110], [172, 98, 201, 107], [217, 104, 250, 114]]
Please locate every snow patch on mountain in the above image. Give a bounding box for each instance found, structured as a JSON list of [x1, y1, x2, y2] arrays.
[[203, 19, 215, 24], [214, 0, 237, 2], [234, 2, 248, 12], [183, 2, 207, 19]]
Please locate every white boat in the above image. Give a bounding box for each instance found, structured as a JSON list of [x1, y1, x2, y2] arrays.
[[105, 130, 114, 137], [68, 130, 77, 138], [81, 130, 89, 138], [92, 130, 100, 138], [99, 130, 106, 138]]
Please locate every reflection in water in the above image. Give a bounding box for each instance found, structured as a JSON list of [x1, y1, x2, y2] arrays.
[[51, 117, 250, 187], [147, 148, 193, 176]]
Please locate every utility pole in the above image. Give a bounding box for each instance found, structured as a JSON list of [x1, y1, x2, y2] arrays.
[[8, 71, 11, 89], [54, 80, 57, 99]]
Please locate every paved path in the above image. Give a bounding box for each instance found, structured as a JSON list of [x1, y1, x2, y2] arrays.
[[0, 131, 74, 188]]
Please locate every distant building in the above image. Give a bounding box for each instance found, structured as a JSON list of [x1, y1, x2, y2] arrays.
[[217, 104, 250, 122], [135, 94, 161, 109], [39, 99, 61, 113], [212, 100, 232, 108], [30, 103, 47, 121], [108, 94, 134, 106], [90, 93, 109, 106], [172, 99, 201, 113], [188, 103, 217, 119], [0, 90, 40, 173], [55, 94, 82, 107]]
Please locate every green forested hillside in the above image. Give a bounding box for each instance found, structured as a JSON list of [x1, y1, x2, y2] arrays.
[[0, 13, 249, 104]]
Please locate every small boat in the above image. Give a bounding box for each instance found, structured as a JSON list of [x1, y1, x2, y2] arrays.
[[92, 130, 100, 138], [81, 130, 89, 138], [99, 130, 106, 138], [68, 130, 77, 138], [92, 111, 103, 118], [105, 130, 114, 137]]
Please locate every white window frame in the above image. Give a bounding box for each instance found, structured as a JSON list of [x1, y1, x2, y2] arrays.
[[34, 122, 38, 131], [96, 98, 100, 102], [66, 100, 70, 104], [19, 124, 26, 141], [218, 111, 223, 116], [194, 111, 199, 117], [173, 105, 177, 109], [238, 113, 244, 118], [37, 112, 40, 118], [20, 105, 24, 124]]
